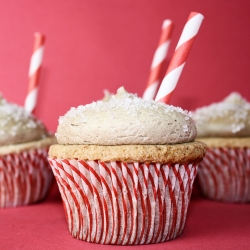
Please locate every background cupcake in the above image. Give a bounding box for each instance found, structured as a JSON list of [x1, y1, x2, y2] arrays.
[[48, 87, 206, 245], [193, 92, 250, 203], [0, 94, 55, 208]]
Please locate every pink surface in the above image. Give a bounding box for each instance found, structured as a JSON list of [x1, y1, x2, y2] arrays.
[[0, 179, 249, 249], [0, 1, 250, 132]]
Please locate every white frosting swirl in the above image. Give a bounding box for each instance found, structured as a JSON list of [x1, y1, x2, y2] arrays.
[[193, 92, 250, 137], [0, 94, 48, 146], [56, 87, 197, 145]]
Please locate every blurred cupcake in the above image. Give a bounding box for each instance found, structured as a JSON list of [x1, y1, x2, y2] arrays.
[[193, 92, 250, 203], [0, 94, 56, 208], [48, 87, 206, 245]]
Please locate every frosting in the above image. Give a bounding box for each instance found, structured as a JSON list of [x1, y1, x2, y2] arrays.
[[0, 94, 48, 146], [193, 92, 250, 137], [56, 87, 197, 145], [102, 89, 113, 102]]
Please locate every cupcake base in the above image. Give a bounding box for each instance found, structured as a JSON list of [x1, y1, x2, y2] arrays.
[[197, 147, 250, 203], [0, 148, 53, 208], [48, 158, 198, 245]]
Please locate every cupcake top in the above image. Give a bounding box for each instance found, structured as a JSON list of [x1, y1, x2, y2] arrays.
[[56, 87, 197, 145], [193, 92, 250, 137], [0, 94, 48, 146]]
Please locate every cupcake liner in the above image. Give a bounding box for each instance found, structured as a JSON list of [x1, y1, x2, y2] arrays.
[[0, 148, 53, 208], [48, 158, 198, 245], [197, 147, 250, 203]]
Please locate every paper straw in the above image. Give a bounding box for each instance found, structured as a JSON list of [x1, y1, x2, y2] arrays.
[[155, 12, 204, 104], [143, 20, 174, 100], [24, 32, 45, 113]]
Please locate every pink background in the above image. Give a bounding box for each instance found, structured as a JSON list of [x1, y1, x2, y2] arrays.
[[1, 0, 250, 133]]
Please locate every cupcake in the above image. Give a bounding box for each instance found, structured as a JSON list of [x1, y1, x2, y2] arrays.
[[193, 92, 250, 203], [0, 94, 55, 208], [48, 87, 206, 245]]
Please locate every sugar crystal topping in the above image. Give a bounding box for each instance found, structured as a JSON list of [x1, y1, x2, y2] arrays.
[[56, 87, 197, 145], [59, 87, 192, 125], [0, 94, 48, 145], [193, 92, 250, 136]]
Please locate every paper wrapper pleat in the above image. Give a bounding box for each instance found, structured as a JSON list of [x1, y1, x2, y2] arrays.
[[197, 147, 250, 203], [0, 148, 53, 208], [48, 158, 198, 245]]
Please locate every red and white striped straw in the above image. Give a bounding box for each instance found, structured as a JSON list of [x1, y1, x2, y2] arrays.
[[24, 32, 45, 113], [155, 12, 204, 104], [143, 20, 174, 100]]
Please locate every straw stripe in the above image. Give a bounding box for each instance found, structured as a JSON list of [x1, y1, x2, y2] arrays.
[[24, 88, 39, 114], [29, 46, 44, 76], [143, 20, 174, 100], [156, 63, 185, 103], [176, 14, 204, 49], [151, 41, 171, 69], [155, 12, 204, 103], [48, 158, 198, 244], [25, 32, 45, 114]]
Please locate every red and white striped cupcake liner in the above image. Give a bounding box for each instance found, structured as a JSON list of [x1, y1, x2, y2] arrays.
[[0, 148, 53, 208], [48, 158, 199, 245], [197, 147, 250, 203]]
